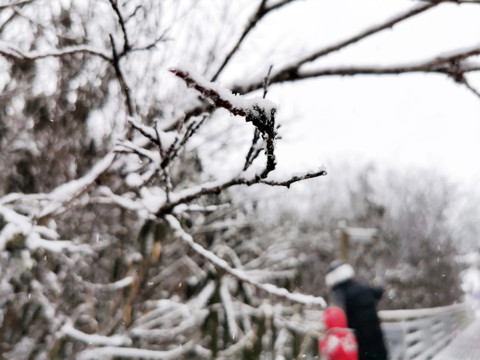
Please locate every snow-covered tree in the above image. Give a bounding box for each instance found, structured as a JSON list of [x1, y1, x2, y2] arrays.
[[253, 163, 467, 310], [0, 0, 479, 359]]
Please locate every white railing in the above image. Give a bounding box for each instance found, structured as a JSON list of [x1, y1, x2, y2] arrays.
[[379, 303, 475, 360]]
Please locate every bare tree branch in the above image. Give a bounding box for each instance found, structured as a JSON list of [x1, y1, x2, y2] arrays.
[[0, 42, 111, 61], [108, 0, 131, 55], [230, 45, 480, 98], [232, 3, 439, 94], [461, 77, 480, 99], [263, 64, 273, 99], [161, 115, 207, 169], [171, 2, 442, 133], [243, 128, 263, 171], [109, 35, 134, 116], [296, 3, 437, 67], [419, 0, 480, 3], [210, 0, 295, 81], [127, 32, 170, 54]]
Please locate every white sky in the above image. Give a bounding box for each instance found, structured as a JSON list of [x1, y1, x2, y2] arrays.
[[223, 1, 480, 189], [272, 74, 480, 186]]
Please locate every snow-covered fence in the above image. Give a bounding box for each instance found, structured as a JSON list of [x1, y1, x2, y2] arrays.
[[379, 303, 474, 360]]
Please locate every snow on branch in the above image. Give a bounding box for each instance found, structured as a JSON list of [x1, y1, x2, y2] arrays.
[[0, 202, 92, 253], [156, 167, 327, 216], [165, 215, 327, 307], [77, 342, 195, 360], [261, 167, 328, 188], [170, 68, 276, 134], [38, 153, 116, 219], [60, 321, 132, 347], [0, 0, 34, 10], [130, 283, 213, 343], [127, 116, 161, 146], [220, 278, 239, 340], [92, 276, 135, 291], [0, 153, 118, 253], [172, 203, 230, 215], [170, 67, 278, 178]]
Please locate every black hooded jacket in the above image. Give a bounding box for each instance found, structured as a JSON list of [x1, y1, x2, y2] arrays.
[[332, 279, 388, 360]]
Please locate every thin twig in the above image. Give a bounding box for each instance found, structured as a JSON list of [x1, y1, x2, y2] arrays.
[[461, 78, 480, 99], [243, 129, 262, 171], [0, 44, 111, 62], [127, 117, 160, 145], [232, 3, 439, 94], [108, 0, 131, 54], [109, 34, 134, 116], [298, 3, 436, 67], [419, 0, 480, 3], [263, 65, 273, 99], [156, 167, 327, 217], [229, 48, 480, 97], [162, 116, 207, 169], [154, 120, 165, 158], [127, 32, 170, 54], [260, 168, 328, 188]]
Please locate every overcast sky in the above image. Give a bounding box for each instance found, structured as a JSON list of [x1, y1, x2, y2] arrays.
[[223, 1, 480, 188]]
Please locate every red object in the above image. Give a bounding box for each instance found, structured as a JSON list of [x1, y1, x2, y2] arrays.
[[319, 307, 358, 360]]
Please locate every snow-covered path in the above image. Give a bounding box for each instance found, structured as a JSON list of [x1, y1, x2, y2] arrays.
[[432, 318, 480, 360]]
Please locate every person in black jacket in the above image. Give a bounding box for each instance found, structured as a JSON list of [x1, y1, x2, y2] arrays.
[[325, 261, 388, 360]]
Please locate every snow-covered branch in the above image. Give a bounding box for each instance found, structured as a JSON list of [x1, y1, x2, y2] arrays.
[[171, 68, 277, 132], [77, 342, 195, 360], [60, 321, 132, 346], [0, 0, 34, 9], [261, 167, 328, 188], [165, 215, 327, 307], [38, 153, 116, 218]]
